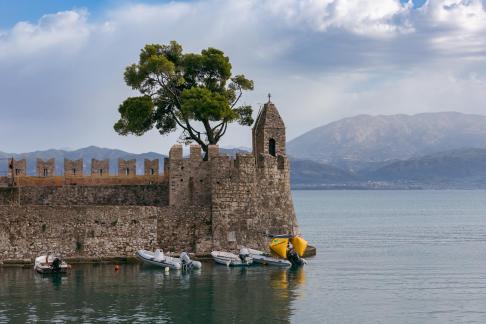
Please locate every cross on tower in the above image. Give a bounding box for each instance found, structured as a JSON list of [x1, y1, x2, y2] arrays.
[[267, 93, 271, 103]]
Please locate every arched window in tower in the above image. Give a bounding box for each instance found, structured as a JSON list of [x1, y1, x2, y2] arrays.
[[269, 138, 276, 156]]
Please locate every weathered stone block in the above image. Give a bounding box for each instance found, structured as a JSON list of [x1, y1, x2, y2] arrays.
[[7, 159, 26, 177], [118, 159, 136, 176], [91, 159, 109, 176], [64, 159, 83, 176], [144, 159, 159, 175], [36, 159, 55, 177]]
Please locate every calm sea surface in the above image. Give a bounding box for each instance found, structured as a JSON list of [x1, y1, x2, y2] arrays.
[[2, 190, 486, 323]]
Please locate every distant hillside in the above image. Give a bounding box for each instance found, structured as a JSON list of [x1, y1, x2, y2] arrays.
[[288, 112, 486, 170], [0, 146, 166, 176], [290, 159, 358, 187], [364, 148, 486, 186]]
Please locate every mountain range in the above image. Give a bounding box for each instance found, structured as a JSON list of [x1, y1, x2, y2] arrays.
[[287, 112, 486, 171], [286, 112, 486, 188], [2, 112, 486, 189]]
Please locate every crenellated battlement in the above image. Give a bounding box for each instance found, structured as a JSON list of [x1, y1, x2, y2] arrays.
[[165, 143, 290, 206], [2, 157, 163, 184], [166, 144, 288, 175]]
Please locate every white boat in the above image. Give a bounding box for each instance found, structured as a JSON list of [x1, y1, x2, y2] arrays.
[[136, 249, 202, 270], [246, 248, 291, 267], [211, 249, 253, 266], [34, 255, 70, 274]]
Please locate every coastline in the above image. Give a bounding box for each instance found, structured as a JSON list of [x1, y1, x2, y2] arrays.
[[0, 246, 317, 267]]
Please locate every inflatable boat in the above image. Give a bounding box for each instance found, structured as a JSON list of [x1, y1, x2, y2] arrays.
[[246, 248, 291, 267], [136, 249, 201, 270], [136, 249, 181, 270], [34, 255, 70, 274], [211, 249, 253, 266]]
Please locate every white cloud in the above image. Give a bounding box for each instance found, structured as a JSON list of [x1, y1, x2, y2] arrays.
[[262, 0, 413, 36], [0, 0, 486, 153], [0, 10, 91, 60]]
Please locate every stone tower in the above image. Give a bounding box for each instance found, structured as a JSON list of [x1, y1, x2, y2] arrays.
[[252, 97, 286, 158]]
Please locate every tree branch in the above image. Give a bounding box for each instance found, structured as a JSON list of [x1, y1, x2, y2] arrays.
[[214, 121, 229, 142], [230, 84, 243, 109]]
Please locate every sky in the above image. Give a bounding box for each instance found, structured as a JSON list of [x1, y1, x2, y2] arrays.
[[1, 0, 486, 154]]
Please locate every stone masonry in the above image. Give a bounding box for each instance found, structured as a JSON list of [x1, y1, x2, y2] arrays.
[[7, 159, 26, 177], [64, 159, 83, 176], [118, 159, 136, 176], [144, 159, 159, 175], [91, 159, 109, 177], [36, 158, 55, 177], [252, 101, 286, 158], [0, 99, 299, 261]]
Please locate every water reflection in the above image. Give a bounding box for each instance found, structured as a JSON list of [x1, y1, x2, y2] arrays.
[[0, 263, 305, 323]]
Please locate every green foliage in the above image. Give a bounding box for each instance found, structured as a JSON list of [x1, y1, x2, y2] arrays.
[[114, 41, 254, 152], [114, 96, 154, 136]]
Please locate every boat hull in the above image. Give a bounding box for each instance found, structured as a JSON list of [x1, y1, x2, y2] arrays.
[[34, 266, 69, 274], [135, 250, 181, 270], [250, 254, 291, 267], [211, 251, 252, 267]]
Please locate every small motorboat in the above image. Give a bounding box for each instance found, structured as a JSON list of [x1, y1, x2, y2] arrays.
[[34, 255, 70, 274], [246, 248, 291, 267], [211, 249, 253, 267], [136, 249, 202, 270]]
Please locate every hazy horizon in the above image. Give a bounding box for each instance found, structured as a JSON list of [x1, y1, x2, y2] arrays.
[[1, 110, 484, 155]]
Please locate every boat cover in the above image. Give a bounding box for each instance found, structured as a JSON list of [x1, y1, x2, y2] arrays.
[[270, 238, 288, 259], [290, 236, 308, 257]]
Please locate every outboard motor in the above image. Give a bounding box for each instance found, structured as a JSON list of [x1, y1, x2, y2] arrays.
[[287, 248, 305, 267], [180, 252, 202, 270], [239, 248, 252, 265], [51, 258, 62, 272], [180, 252, 191, 268]]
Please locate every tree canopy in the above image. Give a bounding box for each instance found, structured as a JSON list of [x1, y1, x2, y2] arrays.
[[114, 41, 254, 155]]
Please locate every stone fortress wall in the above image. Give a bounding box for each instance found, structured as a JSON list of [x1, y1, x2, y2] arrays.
[[0, 100, 299, 262]]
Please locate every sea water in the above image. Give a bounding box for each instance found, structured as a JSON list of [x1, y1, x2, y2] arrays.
[[1, 190, 486, 323]]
